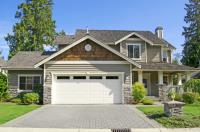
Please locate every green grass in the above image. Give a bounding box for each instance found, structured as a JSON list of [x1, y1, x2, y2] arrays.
[[138, 104, 200, 128], [0, 103, 40, 125]]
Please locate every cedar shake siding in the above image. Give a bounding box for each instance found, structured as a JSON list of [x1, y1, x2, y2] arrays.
[[52, 39, 123, 61]]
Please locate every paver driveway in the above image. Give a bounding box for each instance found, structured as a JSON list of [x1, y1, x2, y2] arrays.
[[2, 105, 157, 128]]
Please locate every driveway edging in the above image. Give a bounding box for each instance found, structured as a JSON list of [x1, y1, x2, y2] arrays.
[[127, 105, 163, 128]]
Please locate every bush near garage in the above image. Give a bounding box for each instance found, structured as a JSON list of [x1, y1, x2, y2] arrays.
[[22, 93, 39, 105], [0, 73, 8, 102], [132, 82, 146, 103]]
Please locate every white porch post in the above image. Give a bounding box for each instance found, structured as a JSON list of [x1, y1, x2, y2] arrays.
[[138, 71, 143, 83], [158, 71, 163, 84], [186, 72, 191, 81], [177, 73, 182, 85]]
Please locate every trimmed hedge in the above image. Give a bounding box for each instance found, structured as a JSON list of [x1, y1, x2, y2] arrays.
[[142, 98, 154, 105], [22, 93, 39, 105]]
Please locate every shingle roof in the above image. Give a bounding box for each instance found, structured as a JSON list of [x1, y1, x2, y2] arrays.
[[54, 29, 175, 49], [0, 58, 6, 67], [2, 51, 53, 69], [133, 62, 198, 71]]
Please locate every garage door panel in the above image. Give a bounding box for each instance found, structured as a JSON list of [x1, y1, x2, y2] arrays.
[[53, 75, 122, 104]]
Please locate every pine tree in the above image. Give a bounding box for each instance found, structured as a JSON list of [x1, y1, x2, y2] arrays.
[[181, 0, 200, 67], [5, 0, 56, 59]]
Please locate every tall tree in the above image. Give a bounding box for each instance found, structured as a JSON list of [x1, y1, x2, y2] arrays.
[[57, 30, 66, 36], [181, 0, 200, 67], [5, 0, 56, 59]]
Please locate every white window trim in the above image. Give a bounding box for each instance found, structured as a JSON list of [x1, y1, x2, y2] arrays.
[[18, 74, 42, 92], [162, 48, 169, 63], [126, 43, 141, 60]]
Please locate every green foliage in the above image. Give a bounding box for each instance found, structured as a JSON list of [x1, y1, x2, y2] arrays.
[[174, 94, 182, 101], [183, 79, 200, 94], [138, 105, 200, 128], [181, 0, 200, 67], [0, 73, 8, 102], [33, 84, 43, 104], [132, 82, 146, 103], [5, 0, 56, 59], [10, 98, 21, 104], [182, 92, 197, 104], [22, 93, 39, 105], [168, 92, 182, 101], [142, 98, 154, 105]]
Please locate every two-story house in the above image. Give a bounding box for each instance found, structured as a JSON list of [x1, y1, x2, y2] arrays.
[[3, 27, 199, 104]]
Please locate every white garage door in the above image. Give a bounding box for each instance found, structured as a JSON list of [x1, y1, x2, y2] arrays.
[[52, 74, 122, 104]]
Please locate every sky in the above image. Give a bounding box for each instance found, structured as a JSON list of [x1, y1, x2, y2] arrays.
[[0, 0, 188, 60]]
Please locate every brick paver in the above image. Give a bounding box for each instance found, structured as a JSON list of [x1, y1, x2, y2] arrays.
[[2, 105, 155, 128]]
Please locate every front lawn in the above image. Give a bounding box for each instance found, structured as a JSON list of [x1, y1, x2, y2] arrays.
[[138, 104, 200, 128], [0, 103, 40, 125]]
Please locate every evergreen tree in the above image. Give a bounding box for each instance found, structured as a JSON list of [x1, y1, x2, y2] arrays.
[[57, 30, 66, 36], [5, 0, 56, 59], [181, 0, 200, 67]]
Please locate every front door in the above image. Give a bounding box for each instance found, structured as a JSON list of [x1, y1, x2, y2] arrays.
[[143, 73, 151, 96]]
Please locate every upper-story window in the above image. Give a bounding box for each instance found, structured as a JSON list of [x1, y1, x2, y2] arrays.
[[162, 49, 168, 62], [127, 43, 141, 60]]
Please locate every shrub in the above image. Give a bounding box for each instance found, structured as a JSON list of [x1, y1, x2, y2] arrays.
[[0, 73, 8, 102], [174, 94, 182, 101], [182, 92, 197, 104], [183, 79, 200, 94], [22, 93, 39, 105], [168, 92, 182, 101], [142, 98, 154, 105], [10, 98, 21, 104], [33, 84, 43, 104], [132, 82, 146, 103]]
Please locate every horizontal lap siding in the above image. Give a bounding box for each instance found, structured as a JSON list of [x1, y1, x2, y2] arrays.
[[8, 70, 43, 96], [45, 64, 131, 84]]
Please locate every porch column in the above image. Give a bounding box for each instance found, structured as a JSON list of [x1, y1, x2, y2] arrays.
[[177, 73, 182, 85], [138, 71, 143, 83], [158, 71, 163, 84], [186, 72, 191, 81]]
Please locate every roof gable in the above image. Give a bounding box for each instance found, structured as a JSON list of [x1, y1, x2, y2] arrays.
[[35, 35, 141, 68]]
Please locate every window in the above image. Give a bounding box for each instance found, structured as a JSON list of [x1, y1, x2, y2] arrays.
[[73, 76, 86, 79], [162, 50, 168, 62], [19, 75, 41, 90], [106, 76, 119, 79], [90, 76, 102, 79], [127, 44, 141, 59], [57, 76, 70, 80]]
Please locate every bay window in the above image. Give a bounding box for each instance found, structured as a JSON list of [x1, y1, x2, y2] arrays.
[[127, 44, 141, 60], [19, 75, 41, 90]]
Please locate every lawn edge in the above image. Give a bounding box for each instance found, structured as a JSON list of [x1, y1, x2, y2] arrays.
[[128, 105, 164, 128], [0, 104, 42, 126]]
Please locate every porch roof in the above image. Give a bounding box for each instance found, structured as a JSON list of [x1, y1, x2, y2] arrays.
[[133, 62, 200, 71]]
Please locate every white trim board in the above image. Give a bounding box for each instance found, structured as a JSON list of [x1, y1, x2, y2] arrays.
[[115, 32, 155, 45], [46, 61, 130, 65], [34, 35, 141, 68]]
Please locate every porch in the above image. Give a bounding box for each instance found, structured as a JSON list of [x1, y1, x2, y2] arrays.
[[132, 62, 199, 101]]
